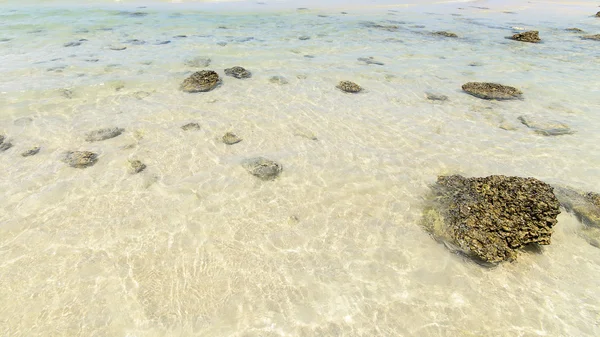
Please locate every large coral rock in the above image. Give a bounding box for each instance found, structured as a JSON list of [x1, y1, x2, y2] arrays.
[[422, 175, 560, 263]]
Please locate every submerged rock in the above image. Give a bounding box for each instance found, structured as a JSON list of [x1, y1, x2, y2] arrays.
[[225, 66, 251, 79], [361, 22, 400, 32], [582, 34, 600, 41], [242, 157, 282, 180], [109, 45, 127, 51], [566, 27, 584, 32], [596, 11, 600, 17], [432, 31, 458, 38], [21, 146, 41, 157], [337, 80, 362, 93], [299, 35, 311, 40], [61, 151, 98, 168], [0, 141, 12, 152], [518, 116, 574, 136], [222, 132, 242, 145], [269, 76, 288, 85], [128, 159, 146, 174], [181, 122, 200, 131], [358, 57, 384, 65], [426, 92, 449, 101], [184, 57, 211, 68], [64, 41, 82, 47], [180, 70, 220, 93], [554, 187, 600, 248], [462, 82, 522, 100], [85, 127, 124, 142], [510, 30, 541, 43], [421, 175, 561, 264]]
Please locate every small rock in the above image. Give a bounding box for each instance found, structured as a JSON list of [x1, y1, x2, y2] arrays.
[[85, 58, 99, 63], [21, 146, 41, 157], [109, 45, 127, 51], [0, 135, 4, 144], [225, 66, 252, 79], [181, 122, 200, 131], [582, 34, 600, 41], [304, 55, 315, 58], [126, 39, 146, 45], [0, 137, 12, 152], [597, 11, 600, 17], [462, 82, 522, 100], [128, 159, 146, 174], [518, 116, 574, 136], [566, 28, 584, 32], [426, 92, 448, 101], [85, 127, 125, 142], [269, 76, 288, 85], [155, 40, 171, 45], [299, 36, 311, 40], [133, 91, 151, 100], [510, 30, 541, 43], [173, 35, 187, 38], [222, 132, 242, 145], [184, 57, 211, 68], [180, 70, 220, 93], [336, 80, 362, 93], [432, 31, 458, 38], [61, 151, 98, 168], [242, 157, 283, 180], [358, 57, 384, 65], [59, 89, 73, 98], [64, 41, 82, 47], [217, 42, 228, 46]]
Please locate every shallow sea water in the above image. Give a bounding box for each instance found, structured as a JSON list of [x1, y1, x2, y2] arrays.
[[1, 0, 600, 336]]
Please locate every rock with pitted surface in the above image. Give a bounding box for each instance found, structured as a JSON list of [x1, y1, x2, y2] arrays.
[[421, 175, 561, 264], [596, 11, 600, 17], [518, 116, 574, 136], [21, 146, 40, 157], [180, 70, 220, 93], [225, 66, 251, 79], [510, 30, 541, 43], [242, 157, 283, 180], [61, 151, 98, 168], [582, 34, 600, 41], [128, 159, 146, 174], [85, 127, 124, 142], [462, 82, 522, 100], [337, 81, 362, 93], [181, 122, 200, 131], [433, 31, 458, 38], [222, 132, 242, 145]]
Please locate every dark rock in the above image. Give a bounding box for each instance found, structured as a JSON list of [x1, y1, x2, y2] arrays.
[[128, 159, 146, 174], [180, 70, 220, 93], [421, 175, 561, 263], [109, 45, 127, 51], [299, 36, 311, 40], [59, 89, 73, 98], [85, 127, 124, 142], [64, 41, 82, 47], [518, 116, 574, 136], [304, 55, 315, 58], [126, 39, 146, 45], [597, 11, 600, 17], [242, 157, 283, 180], [566, 28, 584, 32], [433, 31, 458, 38], [217, 42, 228, 46], [462, 82, 522, 100], [222, 132, 242, 145], [361, 22, 400, 32], [155, 40, 171, 45], [21, 146, 40, 157], [582, 34, 600, 41], [225, 66, 251, 79], [337, 80, 362, 93], [426, 92, 448, 101], [174, 35, 187, 38], [61, 151, 98, 168], [184, 57, 211, 68], [358, 57, 384, 65], [181, 122, 200, 131], [0, 136, 12, 152], [510, 30, 541, 43], [0, 135, 4, 144], [269, 76, 288, 85], [85, 58, 99, 62]]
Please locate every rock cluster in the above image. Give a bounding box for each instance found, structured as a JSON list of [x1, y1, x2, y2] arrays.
[[421, 175, 561, 263]]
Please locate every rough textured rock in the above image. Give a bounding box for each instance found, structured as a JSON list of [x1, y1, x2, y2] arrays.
[[180, 70, 220, 93], [225, 66, 251, 79], [128, 159, 146, 174], [462, 82, 522, 100], [61, 151, 98, 168], [433, 31, 458, 38], [85, 127, 124, 142], [582, 34, 600, 41], [358, 57, 384, 65], [222, 132, 242, 145], [242, 157, 282, 180], [510, 30, 541, 43], [184, 57, 211, 68], [597, 11, 600, 17], [181, 122, 200, 131], [21, 146, 40, 157], [518, 116, 574, 136], [426, 92, 448, 101], [421, 175, 561, 264], [269, 76, 288, 85], [337, 81, 362, 93]]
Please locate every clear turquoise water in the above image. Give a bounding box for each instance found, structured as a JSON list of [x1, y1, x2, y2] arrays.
[[1, 1, 600, 336]]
